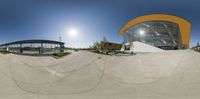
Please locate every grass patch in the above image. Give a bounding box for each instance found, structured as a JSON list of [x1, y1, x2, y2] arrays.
[[0, 50, 11, 54], [52, 52, 70, 58], [74, 49, 79, 52]]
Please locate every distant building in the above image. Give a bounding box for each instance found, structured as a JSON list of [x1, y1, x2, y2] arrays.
[[118, 14, 191, 50], [92, 37, 122, 51], [99, 41, 122, 51], [192, 42, 200, 52]]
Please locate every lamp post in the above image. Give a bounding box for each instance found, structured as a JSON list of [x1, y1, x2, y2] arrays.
[[59, 32, 65, 54], [59, 32, 62, 42], [59, 32, 62, 54]]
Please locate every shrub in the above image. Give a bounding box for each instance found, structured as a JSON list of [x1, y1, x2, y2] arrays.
[[0, 50, 11, 54], [52, 52, 70, 58]]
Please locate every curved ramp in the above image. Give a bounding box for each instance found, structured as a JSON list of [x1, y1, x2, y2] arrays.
[[0, 50, 200, 98]]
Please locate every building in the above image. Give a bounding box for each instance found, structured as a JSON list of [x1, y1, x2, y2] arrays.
[[0, 40, 65, 55], [193, 45, 200, 52], [92, 37, 122, 53], [99, 41, 122, 51], [192, 42, 200, 52], [119, 14, 191, 50]]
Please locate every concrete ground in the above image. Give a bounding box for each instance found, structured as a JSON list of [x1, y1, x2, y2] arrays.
[[0, 50, 200, 99]]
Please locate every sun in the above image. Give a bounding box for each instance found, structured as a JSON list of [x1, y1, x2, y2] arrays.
[[67, 28, 78, 37]]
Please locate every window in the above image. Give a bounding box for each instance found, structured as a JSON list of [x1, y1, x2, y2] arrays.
[[124, 21, 178, 48]]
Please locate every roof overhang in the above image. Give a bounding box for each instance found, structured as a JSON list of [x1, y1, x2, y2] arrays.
[[0, 39, 65, 47]]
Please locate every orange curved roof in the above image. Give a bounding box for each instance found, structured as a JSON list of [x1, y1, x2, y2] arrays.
[[118, 14, 191, 47]]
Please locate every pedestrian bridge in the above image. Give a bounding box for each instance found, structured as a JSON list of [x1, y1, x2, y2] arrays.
[[0, 39, 65, 55]]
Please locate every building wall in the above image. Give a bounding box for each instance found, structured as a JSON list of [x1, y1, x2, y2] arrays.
[[119, 14, 191, 48], [100, 41, 122, 50], [123, 21, 179, 49]]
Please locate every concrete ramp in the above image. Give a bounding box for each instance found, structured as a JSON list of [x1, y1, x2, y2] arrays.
[[131, 41, 165, 52], [121, 41, 164, 52], [105, 51, 183, 84], [0, 50, 200, 99]]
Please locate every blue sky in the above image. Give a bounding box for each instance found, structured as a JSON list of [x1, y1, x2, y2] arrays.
[[0, 0, 199, 48]]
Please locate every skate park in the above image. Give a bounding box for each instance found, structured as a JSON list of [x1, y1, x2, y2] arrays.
[[0, 14, 199, 99], [0, 43, 200, 98], [1, 0, 200, 98]]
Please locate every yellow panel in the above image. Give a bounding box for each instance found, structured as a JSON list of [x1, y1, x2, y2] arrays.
[[118, 14, 191, 48]]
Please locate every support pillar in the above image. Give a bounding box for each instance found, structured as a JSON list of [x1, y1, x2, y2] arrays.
[[40, 43, 44, 54], [20, 44, 23, 54], [6, 46, 9, 51], [60, 44, 64, 53]]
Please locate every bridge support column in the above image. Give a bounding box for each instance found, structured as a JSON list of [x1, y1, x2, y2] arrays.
[[40, 43, 44, 54], [6, 46, 9, 51], [60, 44, 64, 53], [20, 44, 23, 54]]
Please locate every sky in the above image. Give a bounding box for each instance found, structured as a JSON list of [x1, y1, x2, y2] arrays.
[[0, 0, 199, 48]]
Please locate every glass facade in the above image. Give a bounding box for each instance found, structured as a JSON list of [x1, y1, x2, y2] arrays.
[[123, 21, 179, 49]]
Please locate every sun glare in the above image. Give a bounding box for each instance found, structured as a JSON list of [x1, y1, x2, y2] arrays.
[[67, 28, 78, 37], [139, 29, 145, 36]]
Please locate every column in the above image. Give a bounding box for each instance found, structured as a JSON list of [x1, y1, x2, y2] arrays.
[[40, 43, 44, 54], [20, 44, 23, 53], [60, 44, 64, 53]]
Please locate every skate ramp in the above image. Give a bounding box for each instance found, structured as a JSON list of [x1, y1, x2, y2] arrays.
[[0, 50, 200, 98], [6, 51, 105, 94], [130, 41, 165, 52], [104, 51, 183, 84]]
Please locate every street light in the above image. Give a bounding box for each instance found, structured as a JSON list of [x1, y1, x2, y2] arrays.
[[59, 32, 62, 42]]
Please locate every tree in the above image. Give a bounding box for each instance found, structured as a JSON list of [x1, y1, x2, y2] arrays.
[[102, 36, 108, 42], [92, 42, 100, 50]]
